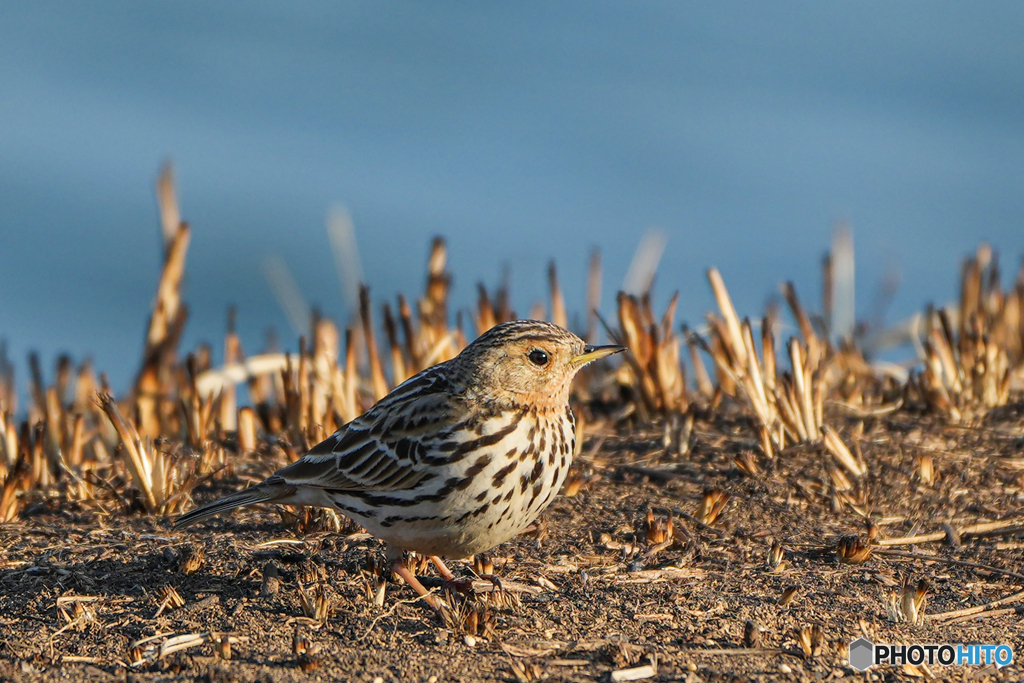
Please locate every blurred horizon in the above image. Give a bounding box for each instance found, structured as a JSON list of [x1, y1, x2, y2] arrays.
[[2, 2, 1023, 393]]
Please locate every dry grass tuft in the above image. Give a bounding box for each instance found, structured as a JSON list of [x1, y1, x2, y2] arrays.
[[297, 581, 337, 622], [695, 265, 890, 484], [911, 245, 1024, 421], [97, 392, 195, 515], [153, 585, 186, 618], [794, 624, 824, 659], [610, 291, 688, 419], [701, 271, 836, 452], [176, 544, 205, 575], [834, 534, 873, 564], [0, 455, 28, 523], [442, 598, 496, 638], [643, 509, 674, 545], [886, 578, 928, 624], [696, 488, 729, 526], [765, 540, 786, 572]]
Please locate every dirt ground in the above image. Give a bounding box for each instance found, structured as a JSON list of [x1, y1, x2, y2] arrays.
[[2, 403, 1023, 683]]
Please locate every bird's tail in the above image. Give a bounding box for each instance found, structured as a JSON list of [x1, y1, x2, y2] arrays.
[[174, 480, 296, 529]]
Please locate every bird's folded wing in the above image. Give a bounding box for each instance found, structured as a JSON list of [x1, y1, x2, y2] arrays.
[[270, 370, 462, 492]]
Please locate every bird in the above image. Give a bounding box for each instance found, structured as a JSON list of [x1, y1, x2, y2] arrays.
[[175, 319, 624, 608]]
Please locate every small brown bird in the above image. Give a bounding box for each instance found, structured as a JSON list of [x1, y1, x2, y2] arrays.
[[175, 320, 623, 607]]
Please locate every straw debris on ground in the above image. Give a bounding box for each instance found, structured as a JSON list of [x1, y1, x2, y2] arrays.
[[1, 169, 1023, 682]]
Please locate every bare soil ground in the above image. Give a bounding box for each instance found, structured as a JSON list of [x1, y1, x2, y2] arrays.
[[2, 403, 1023, 683]]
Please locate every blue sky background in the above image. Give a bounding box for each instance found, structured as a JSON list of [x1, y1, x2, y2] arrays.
[[1, 2, 1022, 390]]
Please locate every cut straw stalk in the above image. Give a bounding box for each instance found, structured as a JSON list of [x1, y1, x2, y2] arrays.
[[707, 268, 748, 368], [156, 162, 181, 249], [419, 237, 453, 357], [475, 284, 497, 334], [382, 303, 408, 386], [613, 292, 687, 415], [686, 333, 714, 396], [788, 341, 817, 440], [653, 292, 686, 412], [0, 462, 27, 523], [740, 320, 773, 428], [98, 393, 159, 511], [877, 519, 1024, 547], [782, 282, 821, 367], [343, 328, 358, 419], [219, 311, 240, 432], [238, 407, 257, 454], [136, 222, 190, 437], [760, 318, 776, 394], [821, 425, 865, 477], [311, 317, 340, 428], [396, 294, 423, 371], [548, 261, 567, 330], [0, 412, 17, 468], [196, 353, 303, 396], [586, 248, 602, 342], [360, 286, 390, 401]]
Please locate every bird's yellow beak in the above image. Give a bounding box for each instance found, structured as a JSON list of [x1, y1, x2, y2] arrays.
[[572, 344, 626, 366]]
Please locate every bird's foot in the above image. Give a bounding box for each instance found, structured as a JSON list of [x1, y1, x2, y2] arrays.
[[428, 556, 502, 595], [442, 577, 477, 594], [473, 573, 505, 593]]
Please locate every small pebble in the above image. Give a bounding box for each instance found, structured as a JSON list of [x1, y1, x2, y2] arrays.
[[779, 663, 792, 674], [260, 562, 280, 597], [260, 575, 280, 596], [464, 634, 477, 647]]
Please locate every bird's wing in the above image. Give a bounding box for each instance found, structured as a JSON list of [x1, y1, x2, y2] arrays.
[[267, 367, 466, 492]]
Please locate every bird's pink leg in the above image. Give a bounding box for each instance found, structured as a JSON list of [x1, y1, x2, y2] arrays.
[[431, 555, 475, 592], [429, 556, 457, 582], [390, 558, 446, 611]]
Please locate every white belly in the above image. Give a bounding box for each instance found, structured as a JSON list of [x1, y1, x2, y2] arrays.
[[351, 412, 575, 558]]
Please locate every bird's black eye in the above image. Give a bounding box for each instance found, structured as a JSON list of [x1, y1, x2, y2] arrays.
[[528, 349, 549, 366]]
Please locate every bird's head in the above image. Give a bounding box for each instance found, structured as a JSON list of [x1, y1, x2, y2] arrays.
[[455, 320, 625, 409]]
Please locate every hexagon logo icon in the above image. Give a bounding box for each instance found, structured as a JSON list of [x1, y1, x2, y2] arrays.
[[849, 638, 874, 671]]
